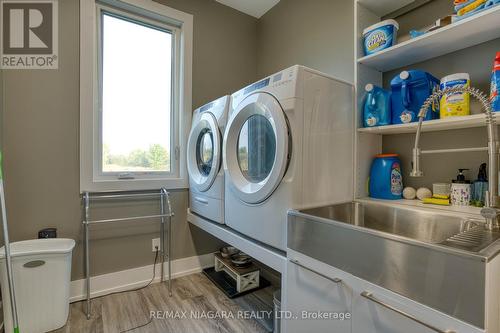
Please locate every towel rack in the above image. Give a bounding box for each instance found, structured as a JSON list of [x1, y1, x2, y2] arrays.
[[81, 188, 174, 320]]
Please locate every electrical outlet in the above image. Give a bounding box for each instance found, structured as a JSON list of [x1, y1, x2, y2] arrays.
[[152, 238, 160, 252]]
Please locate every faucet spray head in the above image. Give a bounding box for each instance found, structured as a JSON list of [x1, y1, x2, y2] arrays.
[[410, 148, 424, 177]]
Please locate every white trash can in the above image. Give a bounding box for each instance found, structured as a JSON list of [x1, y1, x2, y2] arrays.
[[0, 238, 76, 333]]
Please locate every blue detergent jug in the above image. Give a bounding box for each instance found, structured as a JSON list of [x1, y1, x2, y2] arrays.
[[369, 154, 403, 200], [363, 84, 391, 127], [391, 70, 440, 124]]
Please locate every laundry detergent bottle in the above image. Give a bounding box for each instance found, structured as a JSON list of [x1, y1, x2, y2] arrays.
[[363, 84, 391, 127], [491, 51, 500, 112], [391, 70, 440, 124], [369, 154, 403, 200]]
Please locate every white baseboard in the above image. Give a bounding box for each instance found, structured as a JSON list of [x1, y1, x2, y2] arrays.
[[70, 252, 215, 303]]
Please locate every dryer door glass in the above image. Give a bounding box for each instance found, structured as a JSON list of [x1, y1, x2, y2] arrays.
[[196, 129, 214, 176], [237, 114, 276, 183], [223, 92, 290, 204]]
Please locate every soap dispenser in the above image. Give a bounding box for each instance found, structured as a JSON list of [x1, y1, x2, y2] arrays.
[[471, 163, 488, 207], [451, 169, 471, 206]]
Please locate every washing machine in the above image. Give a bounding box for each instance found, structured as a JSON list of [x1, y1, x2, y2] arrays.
[[223, 65, 354, 250], [187, 95, 230, 224]]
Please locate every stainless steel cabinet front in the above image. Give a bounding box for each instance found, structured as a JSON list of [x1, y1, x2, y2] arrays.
[[284, 259, 352, 333]]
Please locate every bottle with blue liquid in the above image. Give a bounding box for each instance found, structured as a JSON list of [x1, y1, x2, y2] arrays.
[[363, 84, 391, 127]]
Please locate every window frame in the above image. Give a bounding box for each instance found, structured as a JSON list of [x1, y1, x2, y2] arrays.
[[96, 6, 177, 179], [80, 0, 193, 191]]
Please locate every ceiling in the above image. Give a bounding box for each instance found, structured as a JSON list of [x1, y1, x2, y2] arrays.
[[215, 0, 280, 18]]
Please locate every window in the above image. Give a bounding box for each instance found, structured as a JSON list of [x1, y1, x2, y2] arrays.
[[100, 11, 173, 174], [80, 0, 193, 191]]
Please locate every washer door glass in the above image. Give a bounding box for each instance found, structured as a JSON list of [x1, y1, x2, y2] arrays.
[[187, 112, 221, 192], [237, 114, 276, 183], [197, 129, 214, 176]]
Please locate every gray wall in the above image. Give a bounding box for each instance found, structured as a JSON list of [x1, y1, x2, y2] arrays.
[[1, 0, 358, 281], [257, 0, 354, 82], [157, 0, 259, 108], [1, 0, 257, 280], [382, 0, 499, 189]]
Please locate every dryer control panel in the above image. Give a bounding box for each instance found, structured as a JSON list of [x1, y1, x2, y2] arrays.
[[270, 67, 296, 89], [243, 77, 270, 95], [231, 65, 299, 109]]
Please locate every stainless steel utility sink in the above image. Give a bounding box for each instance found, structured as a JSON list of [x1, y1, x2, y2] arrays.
[[287, 200, 500, 328], [300, 201, 500, 252]]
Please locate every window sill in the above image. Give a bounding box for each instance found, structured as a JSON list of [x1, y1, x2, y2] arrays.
[[80, 177, 189, 192]]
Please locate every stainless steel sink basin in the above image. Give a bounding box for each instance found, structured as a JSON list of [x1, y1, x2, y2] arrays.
[[287, 200, 500, 328], [300, 201, 500, 252]]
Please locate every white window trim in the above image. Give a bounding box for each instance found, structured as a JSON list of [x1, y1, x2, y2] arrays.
[[80, 0, 193, 191]]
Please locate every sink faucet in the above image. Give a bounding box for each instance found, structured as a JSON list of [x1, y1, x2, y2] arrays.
[[410, 86, 500, 230]]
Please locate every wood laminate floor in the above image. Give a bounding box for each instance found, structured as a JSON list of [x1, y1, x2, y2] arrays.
[[52, 273, 274, 333]]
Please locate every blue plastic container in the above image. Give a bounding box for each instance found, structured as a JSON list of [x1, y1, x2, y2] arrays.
[[363, 84, 391, 127], [391, 70, 440, 124], [363, 19, 399, 56], [369, 154, 403, 200]]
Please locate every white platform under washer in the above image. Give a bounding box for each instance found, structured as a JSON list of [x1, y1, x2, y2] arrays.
[[223, 65, 354, 251], [187, 95, 230, 224]]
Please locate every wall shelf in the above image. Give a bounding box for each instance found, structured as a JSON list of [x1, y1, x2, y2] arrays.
[[357, 5, 500, 72], [357, 0, 415, 17], [356, 197, 483, 216], [354, 1, 499, 199], [357, 113, 499, 135]]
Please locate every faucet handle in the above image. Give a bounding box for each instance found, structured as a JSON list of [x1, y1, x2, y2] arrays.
[[480, 206, 499, 220], [481, 206, 498, 218]]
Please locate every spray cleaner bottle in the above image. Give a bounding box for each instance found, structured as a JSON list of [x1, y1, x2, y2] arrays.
[[491, 51, 500, 112]]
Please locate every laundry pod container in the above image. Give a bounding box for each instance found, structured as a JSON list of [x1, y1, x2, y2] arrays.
[[0, 238, 75, 333]]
